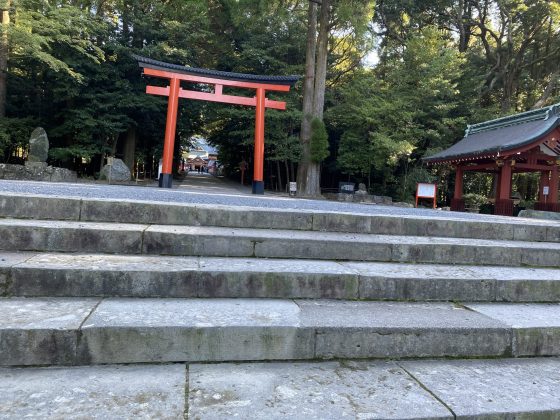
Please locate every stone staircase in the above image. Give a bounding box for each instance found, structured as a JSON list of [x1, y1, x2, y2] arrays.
[[1, 191, 560, 418]]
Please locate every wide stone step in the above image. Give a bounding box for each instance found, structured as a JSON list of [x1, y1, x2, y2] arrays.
[[2, 358, 560, 419], [2, 252, 560, 302], [2, 192, 560, 242], [1, 219, 560, 267], [187, 358, 560, 419], [2, 297, 560, 366]]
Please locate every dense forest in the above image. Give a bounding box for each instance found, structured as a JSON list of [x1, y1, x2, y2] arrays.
[[0, 0, 559, 203]]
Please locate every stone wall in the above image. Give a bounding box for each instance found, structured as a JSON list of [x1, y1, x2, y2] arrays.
[[323, 192, 393, 205], [0, 163, 77, 183]]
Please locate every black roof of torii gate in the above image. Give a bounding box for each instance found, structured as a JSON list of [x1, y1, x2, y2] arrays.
[[424, 103, 560, 164], [134, 55, 300, 86]]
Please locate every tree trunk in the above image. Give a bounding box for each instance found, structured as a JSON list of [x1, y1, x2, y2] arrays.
[[297, 0, 331, 197], [456, 0, 472, 53], [123, 125, 137, 174], [296, 0, 318, 196], [122, 0, 131, 45], [501, 72, 518, 113], [276, 160, 282, 192], [0, 0, 10, 118], [290, 161, 295, 183], [312, 0, 329, 119], [532, 70, 559, 110]]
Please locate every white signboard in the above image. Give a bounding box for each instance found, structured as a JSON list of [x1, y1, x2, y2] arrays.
[[417, 183, 436, 198], [290, 182, 297, 195], [543, 186, 550, 196]]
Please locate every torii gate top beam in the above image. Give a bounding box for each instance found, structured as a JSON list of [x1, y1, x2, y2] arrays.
[[135, 55, 298, 110], [135, 55, 299, 87]]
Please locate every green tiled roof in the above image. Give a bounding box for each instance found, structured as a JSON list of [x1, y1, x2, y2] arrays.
[[424, 103, 560, 163]]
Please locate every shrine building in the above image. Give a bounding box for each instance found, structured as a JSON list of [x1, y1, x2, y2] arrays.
[[424, 104, 560, 216]]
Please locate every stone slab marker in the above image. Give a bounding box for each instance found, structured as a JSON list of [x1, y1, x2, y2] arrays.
[[100, 158, 132, 182], [27, 127, 49, 163]]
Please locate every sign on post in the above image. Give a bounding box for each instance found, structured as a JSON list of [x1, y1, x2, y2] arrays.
[[416, 183, 437, 209], [544, 185, 550, 204], [289, 182, 297, 197], [106, 156, 114, 185], [339, 182, 355, 194]]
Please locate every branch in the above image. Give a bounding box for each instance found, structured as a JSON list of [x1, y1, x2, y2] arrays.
[[532, 70, 560, 109], [522, 45, 560, 69]]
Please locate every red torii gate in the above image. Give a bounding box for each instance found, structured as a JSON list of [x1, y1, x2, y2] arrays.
[[134, 55, 299, 193]]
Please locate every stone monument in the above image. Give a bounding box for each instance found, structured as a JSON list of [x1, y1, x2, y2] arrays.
[[100, 158, 131, 182], [355, 183, 368, 195], [0, 127, 77, 182], [27, 128, 49, 163]]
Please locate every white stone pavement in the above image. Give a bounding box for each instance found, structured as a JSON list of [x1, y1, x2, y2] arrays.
[[1, 358, 560, 419]]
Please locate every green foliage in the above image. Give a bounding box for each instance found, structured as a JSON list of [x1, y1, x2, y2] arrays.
[[0, 0, 558, 199], [337, 131, 373, 176], [0, 117, 37, 160], [463, 193, 488, 207], [330, 27, 465, 197], [310, 117, 329, 163], [9, 3, 104, 80]]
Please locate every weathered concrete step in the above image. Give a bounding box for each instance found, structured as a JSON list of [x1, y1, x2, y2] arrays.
[[3, 252, 560, 302], [2, 298, 560, 366], [188, 358, 560, 419], [3, 358, 559, 419], [1, 218, 560, 266], [2, 192, 560, 242], [0, 364, 187, 419]]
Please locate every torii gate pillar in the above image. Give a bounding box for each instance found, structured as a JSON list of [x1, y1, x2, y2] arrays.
[[252, 88, 265, 194], [160, 77, 181, 188]]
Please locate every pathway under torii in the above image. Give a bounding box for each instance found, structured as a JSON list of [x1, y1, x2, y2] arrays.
[[134, 55, 299, 193]]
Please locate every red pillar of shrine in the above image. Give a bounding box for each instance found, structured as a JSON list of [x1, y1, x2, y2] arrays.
[[450, 165, 465, 211], [159, 78, 181, 188], [494, 160, 513, 216], [252, 87, 266, 194], [551, 165, 559, 202], [549, 165, 560, 212], [495, 172, 502, 199], [535, 167, 560, 212], [537, 171, 550, 204]]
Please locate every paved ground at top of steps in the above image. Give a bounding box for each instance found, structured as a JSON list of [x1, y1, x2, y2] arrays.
[[1, 178, 556, 223], [1, 357, 559, 419], [3, 190, 560, 243]]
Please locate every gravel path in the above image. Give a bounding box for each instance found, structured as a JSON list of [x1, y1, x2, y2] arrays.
[[0, 176, 520, 222]]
